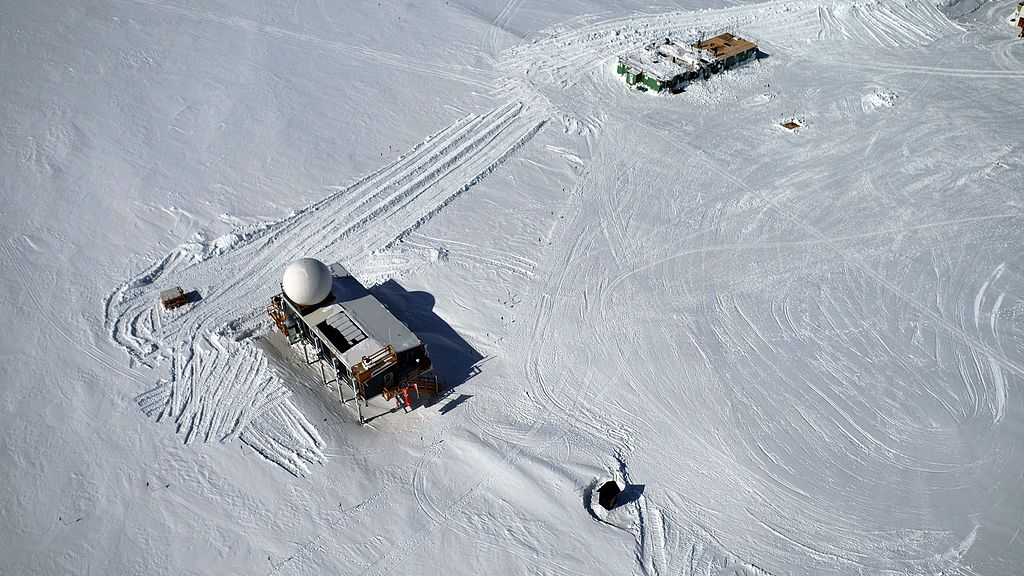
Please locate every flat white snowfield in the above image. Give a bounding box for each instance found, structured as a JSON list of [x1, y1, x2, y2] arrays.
[[2, 0, 1023, 575]]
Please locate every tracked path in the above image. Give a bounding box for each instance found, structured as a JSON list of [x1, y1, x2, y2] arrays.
[[103, 0, 971, 476], [498, 0, 960, 88], [127, 0, 491, 88], [95, 1, 1024, 574], [104, 101, 544, 474]]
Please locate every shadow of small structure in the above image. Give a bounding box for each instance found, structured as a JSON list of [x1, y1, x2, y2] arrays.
[[438, 393, 473, 415], [616, 483, 645, 507], [595, 481, 645, 511]]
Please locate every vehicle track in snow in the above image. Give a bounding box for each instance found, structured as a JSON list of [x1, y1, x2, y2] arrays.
[[483, 0, 526, 61], [96, 0, 1022, 572], [402, 231, 538, 279], [352, 160, 620, 576], [485, 137, 779, 576], [423, 92, 1022, 574], [832, 58, 1024, 79], [368, 138, 778, 576], [497, 0, 960, 89], [126, 0, 491, 88], [570, 98, 1020, 574], [292, 1, 991, 564], [3, 238, 153, 391], [637, 496, 776, 576], [813, 1, 960, 46], [103, 101, 544, 474]]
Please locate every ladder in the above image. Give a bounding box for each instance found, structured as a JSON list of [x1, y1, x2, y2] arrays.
[[266, 296, 289, 334]]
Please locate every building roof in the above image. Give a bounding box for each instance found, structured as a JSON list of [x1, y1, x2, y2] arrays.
[[693, 33, 757, 62], [618, 33, 757, 83], [159, 287, 184, 301], [619, 39, 701, 82], [288, 262, 421, 368]]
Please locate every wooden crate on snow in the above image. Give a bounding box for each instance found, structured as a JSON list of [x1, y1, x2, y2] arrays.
[[160, 287, 189, 310]]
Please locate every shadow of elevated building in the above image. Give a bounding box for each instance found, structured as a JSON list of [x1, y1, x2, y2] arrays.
[[369, 279, 483, 397]]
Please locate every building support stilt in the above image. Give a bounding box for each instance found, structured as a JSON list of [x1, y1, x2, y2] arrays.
[[334, 360, 344, 403], [356, 384, 363, 424], [315, 340, 327, 385]]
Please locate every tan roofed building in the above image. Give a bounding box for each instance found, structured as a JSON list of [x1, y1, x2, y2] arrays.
[[616, 33, 759, 93], [693, 33, 759, 65]]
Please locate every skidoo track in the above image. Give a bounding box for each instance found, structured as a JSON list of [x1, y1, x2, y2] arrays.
[[483, 0, 526, 60], [402, 232, 538, 279], [489, 116, 1022, 575], [103, 101, 544, 474], [126, 0, 490, 88], [498, 0, 960, 88]]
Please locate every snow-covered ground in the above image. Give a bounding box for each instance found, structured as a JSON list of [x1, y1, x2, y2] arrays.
[[3, 0, 1023, 574]]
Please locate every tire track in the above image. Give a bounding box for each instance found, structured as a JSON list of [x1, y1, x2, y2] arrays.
[[103, 101, 544, 474], [497, 0, 960, 88], [335, 133, 604, 576], [2, 238, 149, 387], [402, 233, 537, 279], [125, 0, 490, 88], [483, 0, 526, 61]]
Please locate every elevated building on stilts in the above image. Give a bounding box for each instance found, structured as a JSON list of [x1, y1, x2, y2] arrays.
[[267, 258, 438, 423]]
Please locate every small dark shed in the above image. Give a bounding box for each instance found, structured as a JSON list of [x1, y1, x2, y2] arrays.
[[597, 481, 622, 510]]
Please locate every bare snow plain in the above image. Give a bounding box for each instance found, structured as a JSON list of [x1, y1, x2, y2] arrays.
[[2, 0, 1023, 574]]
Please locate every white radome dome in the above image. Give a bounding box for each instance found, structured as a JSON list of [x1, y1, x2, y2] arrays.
[[282, 258, 333, 306]]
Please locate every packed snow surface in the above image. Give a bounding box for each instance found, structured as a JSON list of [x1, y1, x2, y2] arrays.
[[2, 0, 1023, 575]]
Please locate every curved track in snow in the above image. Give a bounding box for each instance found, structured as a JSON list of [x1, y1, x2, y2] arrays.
[[126, 0, 491, 88], [498, 0, 960, 88], [103, 101, 544, 474], [97, 0, 1024, 574]]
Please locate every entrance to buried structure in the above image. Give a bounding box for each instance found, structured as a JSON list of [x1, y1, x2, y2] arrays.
[[266, 258, 440, 424]]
